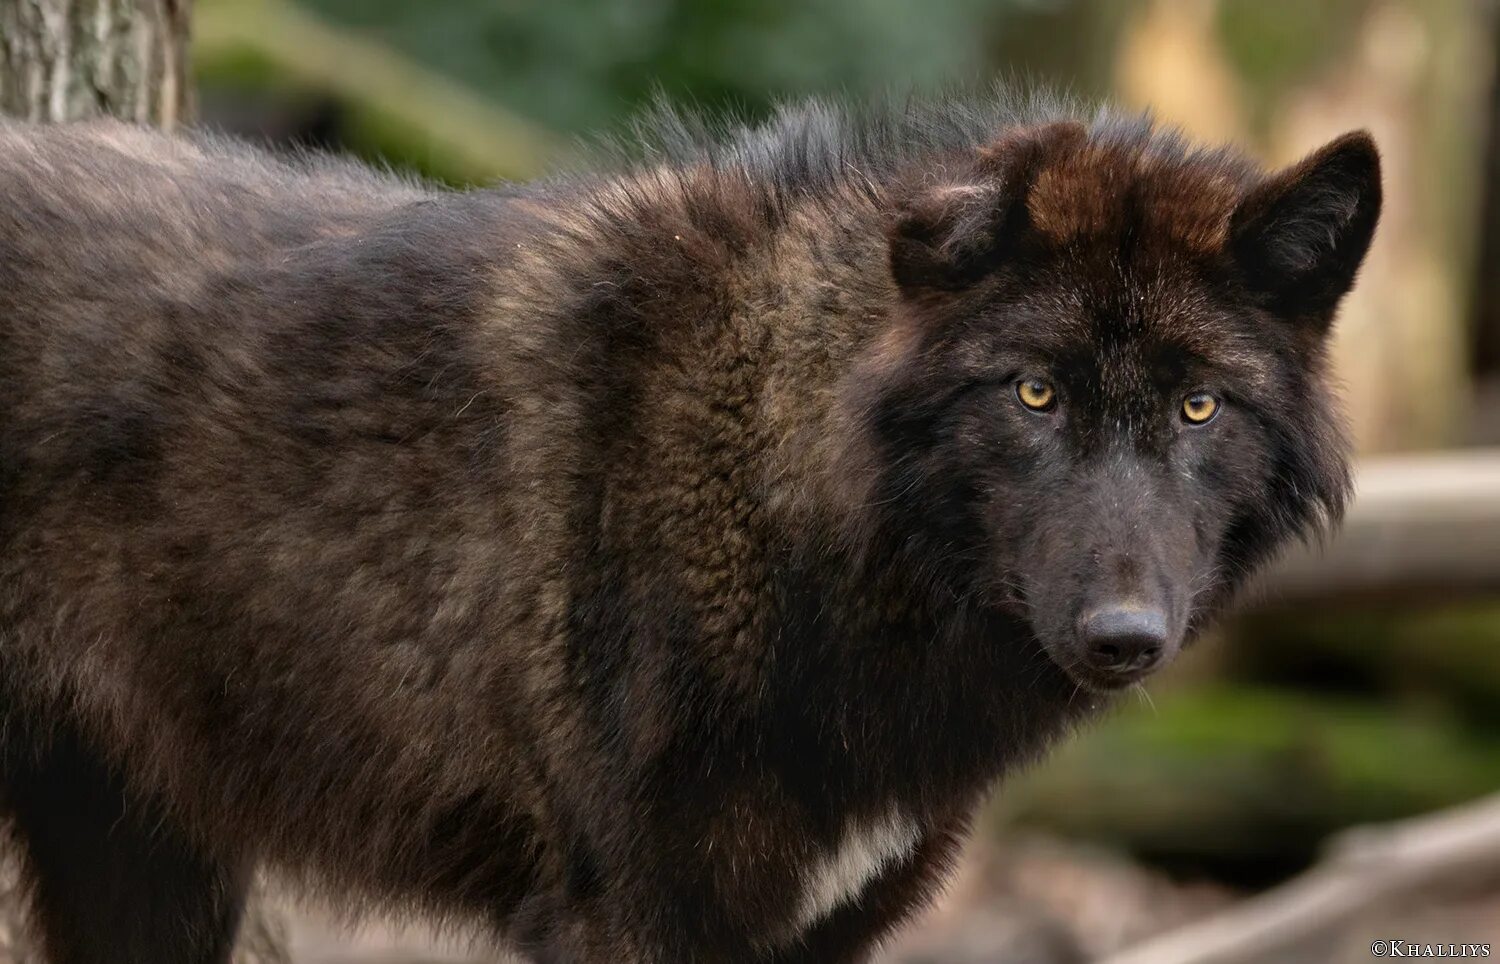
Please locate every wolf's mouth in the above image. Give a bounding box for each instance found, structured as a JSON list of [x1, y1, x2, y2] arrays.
[[1053, 658, 1159, 693]]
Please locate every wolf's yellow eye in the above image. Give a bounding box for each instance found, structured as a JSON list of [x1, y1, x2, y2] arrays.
[[1182, 392, 1220, 424], [1016, 378, 1056, 412]]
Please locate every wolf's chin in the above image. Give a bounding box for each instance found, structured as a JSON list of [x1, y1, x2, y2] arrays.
[[1040, 646, 1153, 694]]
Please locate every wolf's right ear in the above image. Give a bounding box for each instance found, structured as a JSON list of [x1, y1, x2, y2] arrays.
[[887, 122, 1084, 293], [1229, 132, 1382, 327]]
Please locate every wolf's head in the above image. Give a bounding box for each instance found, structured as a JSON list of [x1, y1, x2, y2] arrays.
[[858, 121, 1379, 692]]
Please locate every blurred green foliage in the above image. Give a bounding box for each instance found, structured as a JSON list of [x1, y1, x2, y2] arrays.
[[196, 0, 1146, 181], [301, 0, 1002, 131], [291, 0, 1124, 131], [1230, 604, 1500, 729], [1001, 683, 1500, 883], [1215, 0, 1370, 136]]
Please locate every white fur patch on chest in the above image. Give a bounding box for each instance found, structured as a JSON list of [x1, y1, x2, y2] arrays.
[[791, 809, 922, 930]]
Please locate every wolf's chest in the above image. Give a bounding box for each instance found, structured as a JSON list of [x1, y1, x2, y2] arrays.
[[788, 809, 922, 931]]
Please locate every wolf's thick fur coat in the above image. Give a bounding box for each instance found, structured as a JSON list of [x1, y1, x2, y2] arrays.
[[0, 95, 1378, 962]]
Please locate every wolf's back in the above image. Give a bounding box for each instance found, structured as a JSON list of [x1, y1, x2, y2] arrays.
[[0, 118, 439, 521], [0, 118, 537, 766], [0, 118, 430, 315]]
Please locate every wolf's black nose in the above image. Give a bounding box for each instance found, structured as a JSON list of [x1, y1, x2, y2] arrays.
[[1078, 606, 1168, 677]]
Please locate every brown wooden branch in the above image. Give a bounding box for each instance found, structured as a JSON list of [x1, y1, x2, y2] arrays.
[[1100, 792, 1500, 964], [1253, 449, 1500, 607]]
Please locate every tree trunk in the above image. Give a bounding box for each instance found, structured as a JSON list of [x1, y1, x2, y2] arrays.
[[0, 3, 289, 961], [1470, 7, 1500, 443], [0, 0, 191, 128]]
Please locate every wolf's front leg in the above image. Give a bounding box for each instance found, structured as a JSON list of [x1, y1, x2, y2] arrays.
[[1, 725, 249, 964]]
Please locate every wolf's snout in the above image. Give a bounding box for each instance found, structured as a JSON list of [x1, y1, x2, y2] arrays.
[[1077, 605, 1170, 682]]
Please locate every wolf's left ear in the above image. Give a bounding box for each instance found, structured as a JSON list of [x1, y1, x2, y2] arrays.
[[888, 121, 1085, 293], [1229, 131, 1382, 328]]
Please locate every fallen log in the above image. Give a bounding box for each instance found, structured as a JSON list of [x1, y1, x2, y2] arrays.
[[1100, 792, 1500, 964], [1255, 449, 1500, 606]]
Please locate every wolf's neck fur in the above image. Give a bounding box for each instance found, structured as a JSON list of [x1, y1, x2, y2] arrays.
[[490, 166, 1086, 827], [734, 190, 905, 549]]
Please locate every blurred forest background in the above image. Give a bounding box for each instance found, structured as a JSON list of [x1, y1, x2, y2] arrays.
[[4, 0, 1500, 961]]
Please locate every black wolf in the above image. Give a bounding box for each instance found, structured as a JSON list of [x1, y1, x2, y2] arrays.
[[0, 97, 1378, 962]]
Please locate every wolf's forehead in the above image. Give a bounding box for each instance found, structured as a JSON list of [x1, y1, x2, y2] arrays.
[[1025, 144, 1243, 255], [1019, 277, 1273, 393]]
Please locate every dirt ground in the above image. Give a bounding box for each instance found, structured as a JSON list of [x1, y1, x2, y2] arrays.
[[1, 834, 1495, 963], [267, 833, 1500, 963]]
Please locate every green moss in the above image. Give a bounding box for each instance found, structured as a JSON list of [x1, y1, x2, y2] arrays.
[[997, 686, 1500, 882], [1230, 603, 1500, 727]]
